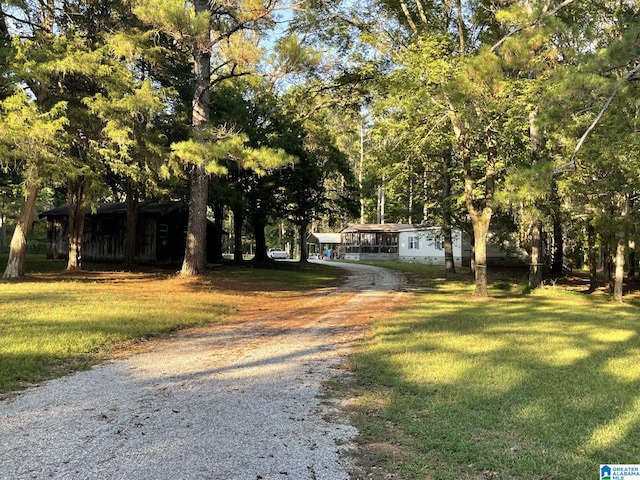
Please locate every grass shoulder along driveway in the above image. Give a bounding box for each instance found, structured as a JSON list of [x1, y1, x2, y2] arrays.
[[344, 263, 640, 480], [0, 256, 343, 396], [4, 256, 640, 479]]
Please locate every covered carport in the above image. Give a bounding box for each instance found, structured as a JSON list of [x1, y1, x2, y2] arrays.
[[307, 232, 341, 259]]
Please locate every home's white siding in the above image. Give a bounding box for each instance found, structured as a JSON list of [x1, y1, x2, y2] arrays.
[[398, 228, 463, 266]]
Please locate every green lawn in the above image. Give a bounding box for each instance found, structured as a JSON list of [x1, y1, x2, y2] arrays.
[[347, 263, 640, 479], [0, 255, 342, 395], [2, 255, 638, 479]]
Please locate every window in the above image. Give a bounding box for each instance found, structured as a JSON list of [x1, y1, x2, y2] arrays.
[[343, 232, 358, 245], [426, 231, 444, 250], [159, 223, 169, 247], [361, 233, 376, 245], [408, 236, 420, 250], [378, 233, 398, 246]]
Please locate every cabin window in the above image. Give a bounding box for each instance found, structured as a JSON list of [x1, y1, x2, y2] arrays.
[[408, 236, 420, 249], [159, 223, 169, 246]]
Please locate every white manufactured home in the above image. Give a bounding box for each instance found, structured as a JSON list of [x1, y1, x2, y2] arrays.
[[334, 223, 529, 267], [398, 227, 463, 266], [339, 223, 413, 261]]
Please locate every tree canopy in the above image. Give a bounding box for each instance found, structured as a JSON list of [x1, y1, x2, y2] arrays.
[[1, 0, 639, 297]]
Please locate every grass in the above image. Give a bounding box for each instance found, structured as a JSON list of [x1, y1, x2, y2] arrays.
[[3, 255, 639, 479], [346, 263, 640, 479], [0, 254, 343, 395]]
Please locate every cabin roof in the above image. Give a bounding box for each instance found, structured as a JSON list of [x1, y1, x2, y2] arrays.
[[39, 201, 185, 219]]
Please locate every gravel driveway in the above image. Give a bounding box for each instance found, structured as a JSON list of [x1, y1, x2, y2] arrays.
[[0, 262, 405, 480]]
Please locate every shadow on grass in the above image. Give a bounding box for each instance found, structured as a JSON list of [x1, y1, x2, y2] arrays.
[[0, 324, 362, 476], [0, 254, 344, 294], [0, 282, 235, 396], [349, 284, 640, 479], [0, 255, 346, 397], [0, 351, 96, 395]]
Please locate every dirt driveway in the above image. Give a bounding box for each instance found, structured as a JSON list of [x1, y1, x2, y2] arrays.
[[0, 262, 406, 480]]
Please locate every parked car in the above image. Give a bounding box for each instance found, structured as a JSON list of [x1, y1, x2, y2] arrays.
[[267, 248, 288, 260]]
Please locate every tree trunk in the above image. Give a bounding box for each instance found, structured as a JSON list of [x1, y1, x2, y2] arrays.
[[472, 212, 491, 296], [469, 227, 476, 273], [441, 149, 455, 273], [528, 219, 544, 288], [407, 168, 413, 225], [550, 217, 564, 275], [0, 4, 10, 44], [423, 169, 430, 223], [211, 200, 224, 264], [123, 182, 138, 268], [456, 111, 496, 296], [181, 0, 211, 276], [614, 237, 625, 301], [462, 145, 494, 296], [602, 243, 613, 294], [628, 198, 636, 279], [67, 177, 88, 271], [299, 222, 309, 263], [528, 108, 544, 288], [0, 214, 6, 253], [443, 226, 455, 273], [181, 164, 208, 274], [455, 0, 465, 54], [232, 206, 244, 264], [587, 223, 598, 292], [252, 212, 269, 262], [359, 123, 365, 223], [3, 172, 39, 278], [550, 181, 564, 275], [376, 184, 385, 224]]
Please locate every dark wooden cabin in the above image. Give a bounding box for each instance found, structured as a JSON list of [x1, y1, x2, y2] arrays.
[[39, 201, 220, 265]]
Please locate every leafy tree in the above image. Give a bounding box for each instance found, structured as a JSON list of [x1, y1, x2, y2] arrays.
[[293, 0, 639, 299], [347, 0, 595, 294], [280, 105, 356, 262], [369, 36, 464, 272], [4, 0, 129, 271], [133, 0, 291, 275], [205, 80, 297, 263], [0, 94, 68, 277], [84, 57, 175, 266], [539, 0, 640, 297]]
